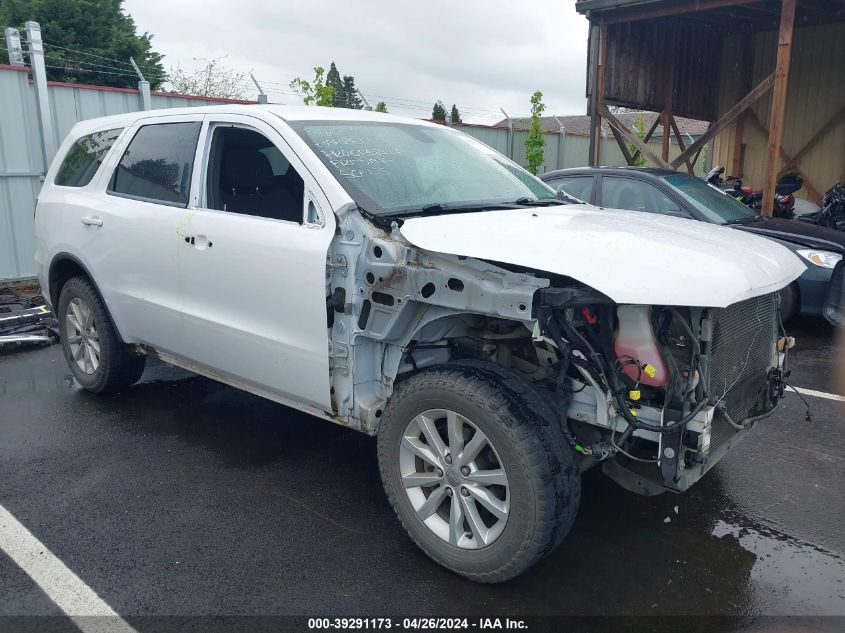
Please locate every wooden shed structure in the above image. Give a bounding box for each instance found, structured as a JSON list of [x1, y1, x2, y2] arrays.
[[576, 0, 845, 215]]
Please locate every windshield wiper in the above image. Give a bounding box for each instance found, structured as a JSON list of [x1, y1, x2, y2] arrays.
[[390, 201, 527, 219], [513, 197, 566, 206], [724, 216, 760, 225]]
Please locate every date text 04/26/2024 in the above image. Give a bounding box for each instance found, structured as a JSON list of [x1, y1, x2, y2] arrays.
[[307, 618, 528, 630]]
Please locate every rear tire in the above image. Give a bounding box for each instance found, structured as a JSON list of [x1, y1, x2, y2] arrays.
[[58, 276, 146, 393], [377, 363, 580, 583]]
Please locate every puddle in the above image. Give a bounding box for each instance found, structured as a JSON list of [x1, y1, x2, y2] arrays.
[[712, 519, 845, 615]]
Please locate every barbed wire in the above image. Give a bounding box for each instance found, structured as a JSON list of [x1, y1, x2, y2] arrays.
[[43, 54, 165, 79], [44, 64, 148, 79], [258, 78, 525, 119], [41, 41, 161, 73]]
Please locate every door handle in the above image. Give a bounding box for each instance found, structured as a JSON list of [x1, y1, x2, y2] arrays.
[[183, 235, 213, 249], [80, 216, 103, 227]]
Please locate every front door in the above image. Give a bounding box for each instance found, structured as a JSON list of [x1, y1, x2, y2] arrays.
[[176, 114, 335, 411]]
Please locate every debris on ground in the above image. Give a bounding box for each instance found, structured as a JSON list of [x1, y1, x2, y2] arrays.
[[0, 283, 58, 350]]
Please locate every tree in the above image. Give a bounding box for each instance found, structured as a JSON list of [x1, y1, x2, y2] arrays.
[[290, 66, 334, 106], [325, 62, 346, 107], [432, 100, 446, 121], [525, 90, 546, 175], [0, 0, 165, 89], [450, 104, 461, 123], [342, 75, 363, 109], [374, 101, 388, 113], [628, 116, 648, 167], [166, 57, 248, 100]]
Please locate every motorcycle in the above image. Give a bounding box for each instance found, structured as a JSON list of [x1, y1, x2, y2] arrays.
[[704, 165, 802, 219], [798, 182, 845, 232]]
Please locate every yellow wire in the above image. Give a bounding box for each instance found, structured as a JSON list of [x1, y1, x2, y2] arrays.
[[175, 210, 195, 237]]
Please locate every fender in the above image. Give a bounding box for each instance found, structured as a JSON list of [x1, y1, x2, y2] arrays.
[[47, 252, 128, 342]]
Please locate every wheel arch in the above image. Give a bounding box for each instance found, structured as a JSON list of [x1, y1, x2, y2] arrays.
[[48, 252, 127, 342]]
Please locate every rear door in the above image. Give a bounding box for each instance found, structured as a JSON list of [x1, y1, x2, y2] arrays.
[[175, 113, 335, 411], [59, 115, 202, 352]]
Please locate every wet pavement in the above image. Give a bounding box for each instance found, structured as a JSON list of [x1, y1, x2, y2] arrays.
[[0, 316, 843, 629]]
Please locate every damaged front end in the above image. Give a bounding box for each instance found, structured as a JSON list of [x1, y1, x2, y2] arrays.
[[535, 286, 790, 494]]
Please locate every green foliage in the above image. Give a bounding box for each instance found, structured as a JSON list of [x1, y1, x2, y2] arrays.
[[432, 100, 446, 121], [630, 116, 647, 167], [325, 62, 345, 107], [342, 75, 363, 109], [0, 0, 166, 89], [525, 90, 546, 175], [450, 104, 461, 123], [374, 101, 388, 113], [290, 66, 334, 106]]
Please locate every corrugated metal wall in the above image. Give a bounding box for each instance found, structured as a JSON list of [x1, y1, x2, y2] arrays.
[[713, 22, 845, 203], [453, 122, 700, 175], [0, 66, 252, 280]]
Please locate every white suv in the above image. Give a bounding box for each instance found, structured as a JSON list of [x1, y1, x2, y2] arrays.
[[34, 105, 804, 582]]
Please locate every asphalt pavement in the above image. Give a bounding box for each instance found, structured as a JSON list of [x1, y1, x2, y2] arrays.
[[1, 316, 843, 632]]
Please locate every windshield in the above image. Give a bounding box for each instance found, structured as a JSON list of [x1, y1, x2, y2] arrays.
[[289, 120, 557, 215], [662, 173, 758, 224]]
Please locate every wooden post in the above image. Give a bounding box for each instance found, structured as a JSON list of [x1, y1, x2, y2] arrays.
[[599, 105, 672, 168], [669, 116, 694, 173], [661, 33, 674, 164], [587, 23, 600, 167], [670, 72, 774, 169], [609, 123, 635, 165], [594, 20, 608, 166], [630, 116, 661, 165], [731, 113, 745, 178], [761, 0, 796, 217]]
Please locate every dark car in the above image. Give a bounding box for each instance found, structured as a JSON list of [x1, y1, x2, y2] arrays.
[[540, 166, 845, 323]]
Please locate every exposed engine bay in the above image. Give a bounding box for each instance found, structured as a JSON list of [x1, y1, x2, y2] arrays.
[[325, 205, 794, 496], [399, 287, 790, 494]]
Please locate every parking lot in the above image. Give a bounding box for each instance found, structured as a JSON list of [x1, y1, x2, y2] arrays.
[[1, 316, 844, 631]]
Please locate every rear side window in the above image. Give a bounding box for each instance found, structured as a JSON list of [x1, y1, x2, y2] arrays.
[[54, 128, 122, 187], [547, 176, 593, 203], [108, 122, 201, 207]]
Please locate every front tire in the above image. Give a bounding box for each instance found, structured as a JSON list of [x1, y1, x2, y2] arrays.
[[58, 276, 146, 393], [377, 363, 580, 583]]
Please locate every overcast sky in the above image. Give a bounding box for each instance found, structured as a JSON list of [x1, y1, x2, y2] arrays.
[[124, 0, 590, 124]]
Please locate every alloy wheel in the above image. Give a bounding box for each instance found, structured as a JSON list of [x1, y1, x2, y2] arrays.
[[66, 297, 100, 375], [399, 409, 510, 549]]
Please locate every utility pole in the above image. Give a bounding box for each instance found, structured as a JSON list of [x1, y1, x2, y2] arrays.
[[553, 116, 566, 170], [4, 27, 25, 66], [130, 57, 151, 111], [500, 108, 514, 160], [357, 89, 372, 111], [250, 73, 268, 104], [23, 22, 56, 168]]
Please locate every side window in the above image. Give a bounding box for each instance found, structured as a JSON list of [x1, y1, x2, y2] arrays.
[[108, 122, 201, 207], [601, 176, 681, 215], [205, 126, 304, 223], [548, 176, 593, 203], [54, 128, 123, 187]]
